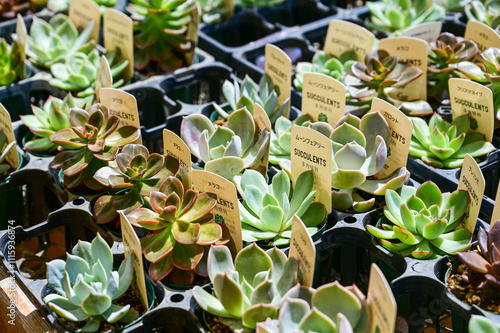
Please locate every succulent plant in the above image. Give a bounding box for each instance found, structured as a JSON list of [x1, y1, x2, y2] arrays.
[[47, 0, 118, 13], [344, 49, 423, 108], [50, 103, 141, 191], [427, 33, 479, 104], [199, 0, 232, 24], [409, 113, 496, 168], [456, 221, 500, 290], [0, 0, 31, 22], [469, 315, 500, 332], [0, 129, 16, 179], [367, 181, 472, 259], [92, 144, 180, 224], [0, 38, 23, 86], [234, 0, 284, 7], [213, 74, 289, 125], [259, 282, 370, 333], [126, 176, 230, 285], [192, 243, 299, 332], [436, 0, 472, 12], [20, 93, 93, 154], [26, 14, 96, 69], [465, 0, 500, 33], [49, 49, 128, 97], [238, 169, 326, 246], [268, 114, 312, 165], [44, 234, 138, 332], [293, 50, 357, 92], [130, 0, 198, 73], [366, 0, 445, 34], [181, 107, 270, 183]]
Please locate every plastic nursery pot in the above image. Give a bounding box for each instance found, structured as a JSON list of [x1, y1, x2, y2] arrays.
[[257, 0, 337, 28], [0, 149, 25, 229]]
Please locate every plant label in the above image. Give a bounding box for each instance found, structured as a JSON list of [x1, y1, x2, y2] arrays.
[[324, 19, 375, 61], [289, 215, 316, 287], [119, 212, 149, 309], [265, 44, 291, 118], [291, 126, 332, 213], [491, 180, 500, 227], [458, 154, 484, 233], [0, 104, 19, 169], [95, 56, 112, 102], [69, 0, 100, 43], [252, 103, 271, 176], [449, 78, 494, 143], [302, 73, 345, 127], [103, 9, 134, 83], [379, 37, 427, 101], [162, 129, 192, 191], [371, 98, 412, 178], [401, 22, 442, 43], [15, 14, 27, 80], [192, 170, 242, 255], [100, 88, 142, 143], [367, 263, 397, 333], [465, 21, 500, 53], [0, 277, 37, 316], [185, 3, 200, 66]]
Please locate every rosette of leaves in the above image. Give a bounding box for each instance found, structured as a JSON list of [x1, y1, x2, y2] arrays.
[[409, 113, 496, 168], [268, 114, 313, 165], [465, 0, 500, 33], [427, 33, 478, 103], [238, 169, 326, 246], [259, 282, 370, 333], [327, 112, 409, 212], [456, 221, 500, 290], [126, 176, 230, 285], [130, 0, 198, 73], [50, 103, 141, 191], [366, 0, 445, 34], [49, 49, 128, 97], [344, 49, 422, 107], [0, 38, 22, 86], [26, 14, 96, 69], [293, 50, 357, 92], [0, 129, 16, 180], [92, 144, 180, 224], [436, 0, 472, 12], [192, 243, 299, 332], [20, 93, 93, 154], [199, 0, 232, 24], [469, 315, 500, 332], [44, 234, 138, 332], [181, 107, 270, 182], [367, 181, 472, 259], [0, 0, 31, 21], [213, 74, 289, 125]]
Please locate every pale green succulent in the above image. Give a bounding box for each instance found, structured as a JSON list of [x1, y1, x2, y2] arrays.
[[47, 0, 118, 13], [44, 234, 139, 332], [238, 169, 326, 246], [269, 114, 312, 165], [367, 181, 472, 259], [259, 282, 370, 333], [192, 243, 299, 332], [26, 14, 96, 69], [0, 129, 16, 178], [199, 0, 232, 23], [213, 74, 289, 125], [469, 315, 500, 332], [465, 0, 500, 34], [436, 0, 472, 12], [0, 38, 23, 86], [49, 49, 128, 97], [181, 107, 270, 182]]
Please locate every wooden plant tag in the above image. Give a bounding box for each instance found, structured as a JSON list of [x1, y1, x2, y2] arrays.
[[99, 88, 141, 143], [162, 129, 192, 191], [119, 212, 148, 309], [291, 126, 332, 214], [252, 103, 271, 176], [103, 9, 134, 83], [371, 98, 412, 179], [95, 56, 113, 102], [301, 73, 345, 127], [15, 14, 27, 80], [69, 0, 100, 43], [289, 215, 316, 287], [457, 154, 485, 233], [265, 44, 291, 118], [379, 37, 427, 101], [491, 181, 500, 227], [184, 3, 200, 66], [324, 19, 375, 61], [449, 78, 494, 143], [464, 21, 500, 53], [401, 22, 442, 43], [192, 170, 242, 255], [367, 263, 397, 333], [0, 104, 19, 169]]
